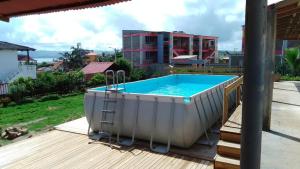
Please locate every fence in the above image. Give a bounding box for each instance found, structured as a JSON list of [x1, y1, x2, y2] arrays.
[[171, 65, 243, 75], [0, 83, 9, 96], [222, 76, 243, 124]]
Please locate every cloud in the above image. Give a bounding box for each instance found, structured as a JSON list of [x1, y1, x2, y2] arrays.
[[0, 0, 248, 51]]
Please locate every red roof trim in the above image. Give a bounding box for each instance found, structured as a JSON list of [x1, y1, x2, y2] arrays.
[[0, 0, 130, 21]]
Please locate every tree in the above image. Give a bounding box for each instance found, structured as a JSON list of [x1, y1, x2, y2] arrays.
[[59, 43, 86, 71], [98, 52, 114, 62], [115, 58, 132, 76], [285, 48, 300, 76]]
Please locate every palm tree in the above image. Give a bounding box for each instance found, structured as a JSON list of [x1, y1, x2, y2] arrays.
[[285, 48, 300, 76], [59, 43, 85, 71]]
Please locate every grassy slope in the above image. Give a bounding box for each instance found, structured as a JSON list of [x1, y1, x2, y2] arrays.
[[0, 94, 84, 145]]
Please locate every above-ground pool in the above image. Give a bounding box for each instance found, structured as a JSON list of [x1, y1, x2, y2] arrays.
[[84, 74, 237, 148]]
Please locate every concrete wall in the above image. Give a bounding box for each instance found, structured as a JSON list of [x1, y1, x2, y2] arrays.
[[10, 64, 37, 82], [0, 50, 18, 82], [157, 34, 164, 64]]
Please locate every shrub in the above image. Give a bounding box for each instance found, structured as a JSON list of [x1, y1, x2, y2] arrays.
[[280, 75, 300, 81], [0, 97, 11, 107], [21, 97, 35, 104], [38, 94, 61, 102], [130, 68, 146, 81], [87, 74, 105, 87], [115, 58, 132, 76], [285, 48, 300, 76], [9, 83, 26, 104]]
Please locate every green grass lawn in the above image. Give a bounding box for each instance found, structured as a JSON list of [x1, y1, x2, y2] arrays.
[[0, 93, 84, 146]]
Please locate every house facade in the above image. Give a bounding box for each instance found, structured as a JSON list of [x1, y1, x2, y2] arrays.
[[0, 41, 36, 83], [83, 52, 98, 65], [122, 30, 218, 67]]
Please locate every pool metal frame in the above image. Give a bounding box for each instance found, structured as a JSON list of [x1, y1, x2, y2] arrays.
[[85, 74, 237, 153]]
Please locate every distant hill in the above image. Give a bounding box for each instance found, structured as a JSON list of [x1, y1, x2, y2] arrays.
[[18, 50, 114, 63], [19, 50, 64, 59]]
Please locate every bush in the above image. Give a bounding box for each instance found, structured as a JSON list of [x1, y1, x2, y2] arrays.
[[38, 94, 61, 102], [280, 75, 300, 81], [9, 83, 26, 104], [87, 74, 105, 87], [9, 71, 85, 98], [21, 97, 35, 104], [115, 58, 132, 76], [285, 48, 300, 76], [130, 68, 146, 81], [0, 97, 11, 107]]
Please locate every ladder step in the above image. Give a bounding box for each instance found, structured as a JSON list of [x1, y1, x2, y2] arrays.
[[100, 121, 114, 125], [104, 99, 117, 103], [102, 110, 115, 113]]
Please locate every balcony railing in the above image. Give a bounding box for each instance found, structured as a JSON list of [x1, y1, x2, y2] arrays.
[[0, 83, 9, 96]]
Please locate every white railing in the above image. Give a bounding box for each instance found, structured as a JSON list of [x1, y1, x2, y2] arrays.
[[5, 64, 36, 83], [0, 83, 9, 95]]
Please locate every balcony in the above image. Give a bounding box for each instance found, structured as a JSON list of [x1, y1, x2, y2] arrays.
[[5, 63, 36, 83]]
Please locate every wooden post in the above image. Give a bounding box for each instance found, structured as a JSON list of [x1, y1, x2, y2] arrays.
[[222, 91, 228, 125], [263, 5, 276, 131], [27, 50, 30, 64], [241, 0, 267, 168], [236, 85, 241, 107]]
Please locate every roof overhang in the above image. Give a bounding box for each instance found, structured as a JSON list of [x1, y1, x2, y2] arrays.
[[275, 0, 300, 40], [0, 0, 130, 22]]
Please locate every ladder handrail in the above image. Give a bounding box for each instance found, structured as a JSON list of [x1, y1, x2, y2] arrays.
[[105, 70, 115, 89], [116, 70, 126, 92]]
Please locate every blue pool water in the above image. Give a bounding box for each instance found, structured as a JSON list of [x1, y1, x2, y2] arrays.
[[91, 74, 236, 97]]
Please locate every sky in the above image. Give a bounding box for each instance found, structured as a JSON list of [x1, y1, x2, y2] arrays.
[[0, 0, 282, 51]]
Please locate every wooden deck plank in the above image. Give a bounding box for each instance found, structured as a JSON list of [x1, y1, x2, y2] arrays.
[[225, 105, 242, 129]]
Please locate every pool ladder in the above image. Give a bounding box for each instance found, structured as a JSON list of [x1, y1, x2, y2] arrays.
[[87, 70, 126, 147]]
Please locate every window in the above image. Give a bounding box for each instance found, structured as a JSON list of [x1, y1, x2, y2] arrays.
[[145, 52, 153, 60], [145, 36, 157, 45], [209, 40, 215, 47]]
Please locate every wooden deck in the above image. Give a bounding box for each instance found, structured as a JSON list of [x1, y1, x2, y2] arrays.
[[0, 130, 213, 169], [215, 105, 242, 169]]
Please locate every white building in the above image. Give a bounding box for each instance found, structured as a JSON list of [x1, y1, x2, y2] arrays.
[[0, 41, 37, 83]]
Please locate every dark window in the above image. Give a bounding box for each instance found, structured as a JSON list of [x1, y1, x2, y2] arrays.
[[209, 40, 215, 47], [145, 36, 157, 45], [145, 52, 153, 60]]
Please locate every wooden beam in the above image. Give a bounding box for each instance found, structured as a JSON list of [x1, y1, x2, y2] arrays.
[[263, 5, 276, 131], [277, 2, 298, 14], [0, 14, 9, 22], [277, 8, 300, 19]]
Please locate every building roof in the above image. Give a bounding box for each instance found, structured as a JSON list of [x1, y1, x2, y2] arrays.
[[52, 61, 64, 70], [85, 52, 98, 56], [0, 41, 35, 51], [81, 62, 114, 74], [0, 0, 130, 22], [18, 55, 36, 61], [274, 0, 300, 40]]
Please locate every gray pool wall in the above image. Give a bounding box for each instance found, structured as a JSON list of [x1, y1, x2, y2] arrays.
[[84, 77, 237, 148]]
